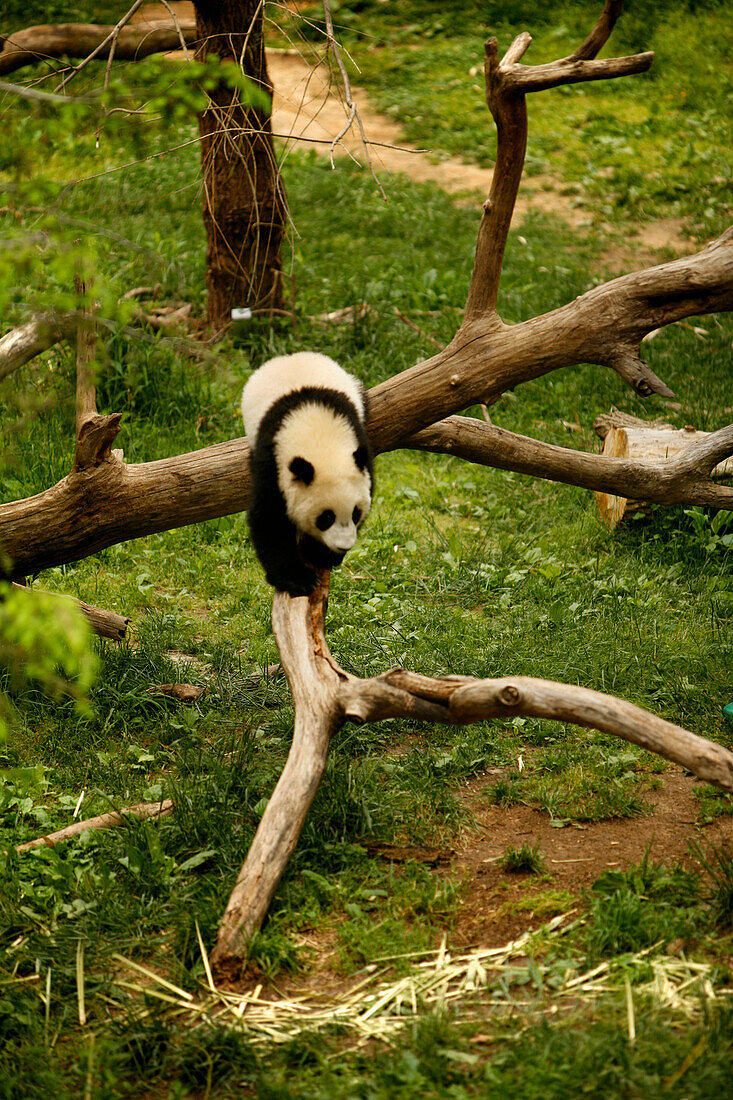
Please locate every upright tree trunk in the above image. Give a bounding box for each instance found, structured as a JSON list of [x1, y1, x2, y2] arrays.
[[194, 1, 287, 331]]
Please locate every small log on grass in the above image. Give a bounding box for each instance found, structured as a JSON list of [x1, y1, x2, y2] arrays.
[[76, 598, 130, 641], [595, 413, 733, 527], [0, 18, 197, 77], [11, 582, 129, 641]]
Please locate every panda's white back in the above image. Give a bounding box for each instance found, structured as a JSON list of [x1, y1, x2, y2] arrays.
[[241, 352, 366, 444]]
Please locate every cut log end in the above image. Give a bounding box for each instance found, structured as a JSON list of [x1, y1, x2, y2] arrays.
[[594, 424, 630, 526]]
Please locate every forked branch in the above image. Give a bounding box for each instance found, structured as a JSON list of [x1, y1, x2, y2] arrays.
[[211, 577, 733, 974], [464, 0, 652, 321]]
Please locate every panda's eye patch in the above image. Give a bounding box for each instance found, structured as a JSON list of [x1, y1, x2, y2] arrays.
[[316, 509, 335, 531], [352, 507, 362, 525], [289, 457, 314, 485], [353, 445, 369, 471]]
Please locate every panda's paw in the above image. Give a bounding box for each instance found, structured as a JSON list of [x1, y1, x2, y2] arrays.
[[268, 567, 319, 598]]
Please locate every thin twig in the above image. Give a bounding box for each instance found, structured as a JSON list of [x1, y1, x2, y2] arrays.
[[0, 79, 96, 104], [55, 0, 148, 92], [393, 307, 443, 349], [322, 0, 386, 198]]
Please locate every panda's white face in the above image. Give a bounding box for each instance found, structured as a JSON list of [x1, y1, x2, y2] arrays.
[[275, 404, 371, 556], [291, 463, 370, 554]]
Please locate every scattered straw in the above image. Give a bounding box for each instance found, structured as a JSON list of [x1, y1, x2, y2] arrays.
[[76, 941, 86, 1026], [105, 913, 732, 1048]]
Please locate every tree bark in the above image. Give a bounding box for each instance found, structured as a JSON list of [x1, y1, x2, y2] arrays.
[[194, 1, 288, 331]]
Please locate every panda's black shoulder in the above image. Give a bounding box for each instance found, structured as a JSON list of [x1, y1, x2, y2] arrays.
[[253, 385, 365, 455]]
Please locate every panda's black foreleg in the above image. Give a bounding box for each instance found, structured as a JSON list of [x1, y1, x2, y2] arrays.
[[266, 538, 319, 597], [247, 480, 318, 597], [298, 535, 345, 570]]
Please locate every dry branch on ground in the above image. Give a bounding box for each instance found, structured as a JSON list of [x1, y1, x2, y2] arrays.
[[0, 17, 197, 77], [15, 799, 174, 851]]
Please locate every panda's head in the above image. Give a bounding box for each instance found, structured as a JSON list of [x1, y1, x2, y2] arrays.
[[276, 404, 372, 558], [284, 445, 371, 557]]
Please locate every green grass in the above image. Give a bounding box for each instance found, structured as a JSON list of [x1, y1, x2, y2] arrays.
[[582, 852, 703, 961], [1, 2, 733, 1095], [500, 842, 547, 875]]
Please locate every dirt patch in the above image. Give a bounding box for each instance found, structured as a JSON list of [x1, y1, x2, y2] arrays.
[[449, 766, 732, 948], [268, 51, 590, 227], [231, 767, 733, 1003]]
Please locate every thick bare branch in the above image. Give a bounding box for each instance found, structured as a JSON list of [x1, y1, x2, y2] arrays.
[[448, 677, 733, 788], [0, 18, 197, 77], [507, 52, 653, 94], [406, 417, 733, 511], [463, 36, 527, 322], [211, 576, 342, 976], [371, 229, 733, 447]]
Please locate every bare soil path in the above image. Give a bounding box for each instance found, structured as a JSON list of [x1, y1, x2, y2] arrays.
[[135, 2, 692, 264], [267, 49, 691, 264]]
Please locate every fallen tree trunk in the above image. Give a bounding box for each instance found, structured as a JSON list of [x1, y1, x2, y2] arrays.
[[2, 230, 732, 578], [0, 19, 197, 76]]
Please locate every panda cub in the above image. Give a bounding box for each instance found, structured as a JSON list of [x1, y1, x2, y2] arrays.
[[241, 352, 374, 596]]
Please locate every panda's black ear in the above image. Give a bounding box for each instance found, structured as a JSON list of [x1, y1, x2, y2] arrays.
[[289, 456, 314, 485], [353, 445, 369, 471]]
